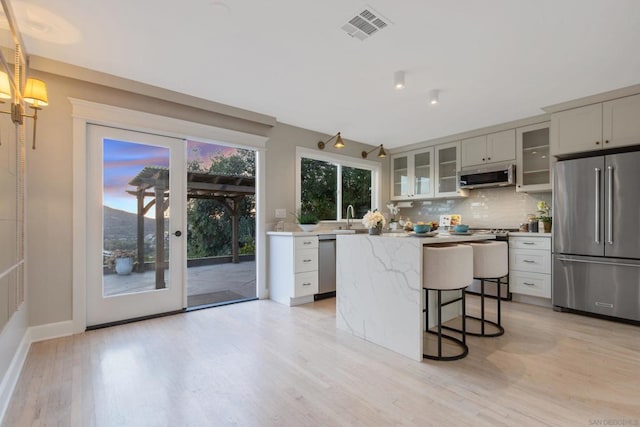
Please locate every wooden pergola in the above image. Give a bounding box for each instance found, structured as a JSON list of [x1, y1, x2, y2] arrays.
[[127, 166, 256, 289]]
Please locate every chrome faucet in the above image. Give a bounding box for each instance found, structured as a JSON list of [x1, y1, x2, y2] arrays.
[[346, 205, 355, 229]]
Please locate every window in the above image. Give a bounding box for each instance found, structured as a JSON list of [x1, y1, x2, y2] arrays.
[[296, 147, 380, 221]]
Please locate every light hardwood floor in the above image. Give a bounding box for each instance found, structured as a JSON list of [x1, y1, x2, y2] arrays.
[[4, 297, 640, 426]]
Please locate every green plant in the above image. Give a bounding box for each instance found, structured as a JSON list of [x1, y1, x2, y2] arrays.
[[240, 240, 255, 255], [537, 201, 552, 223], [295, 211, 319, 224]]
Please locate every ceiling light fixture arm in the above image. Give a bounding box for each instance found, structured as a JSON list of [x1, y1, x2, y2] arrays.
[[361, 144, 386, 159], [317, 132, 345, 150]]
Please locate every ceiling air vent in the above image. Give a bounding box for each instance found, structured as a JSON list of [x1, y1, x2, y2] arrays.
[[340, 5, 392, 41]]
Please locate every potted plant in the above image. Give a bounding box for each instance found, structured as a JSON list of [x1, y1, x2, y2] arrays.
[[362, 209, 386, 235], [105, 249, 137, 275], [295, 211, 319, 232], [386, 203, 400, 230], [537, 201, 552, 233]]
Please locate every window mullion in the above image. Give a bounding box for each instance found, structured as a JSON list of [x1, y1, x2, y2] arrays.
[[337, 164, 343, 221]]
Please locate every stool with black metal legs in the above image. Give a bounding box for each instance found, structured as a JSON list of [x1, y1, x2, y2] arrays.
[[422, 244, 474, 361], [458, 241, 508, 337]]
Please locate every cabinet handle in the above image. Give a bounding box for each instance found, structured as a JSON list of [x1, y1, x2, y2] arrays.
[[482, 158, 485, 161], [523, 282, 535, 286], [303, 241, 312, 245], [605, 140, 609, 144], [302, 282, 312, 286], [523, 242, 535, 245], [303, 259, 313, 263], [596, 141, 600, 145], [523, 260, 536, 263], [487, 157, 491, 160]]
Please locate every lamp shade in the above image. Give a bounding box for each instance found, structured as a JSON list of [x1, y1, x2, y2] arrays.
[[23, 78, 48, 107], [333, 132, 345, 148], [0, 71, 11, 99]]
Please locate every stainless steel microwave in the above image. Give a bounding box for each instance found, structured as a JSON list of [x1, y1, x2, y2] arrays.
[[458, 164, 515, 189]]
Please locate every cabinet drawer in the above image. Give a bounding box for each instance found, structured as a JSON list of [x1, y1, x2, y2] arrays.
[[510, 249, 551, 274], [510, 271, 551, 298], [509, 237, 551, 250], [294, 271, 318, 297], [295, 236, 318, 250], [295, 248, 318, 273]]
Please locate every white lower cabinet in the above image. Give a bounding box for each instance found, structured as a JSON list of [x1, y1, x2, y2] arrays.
[[509, 235, 551, 298], [269, 234, 319, 306]]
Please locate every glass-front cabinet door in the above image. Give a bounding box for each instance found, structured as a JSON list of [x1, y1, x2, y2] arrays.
[[516, 122, 551, 192], [435, 141, 462, 198], [412, 147, 434, 198], [391, 154, 409, 199], [390, 147, 434, 200]]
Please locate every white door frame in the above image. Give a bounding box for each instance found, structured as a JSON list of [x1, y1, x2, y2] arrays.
[[86, 125, 186, 326], [71, 98, 269, 333]]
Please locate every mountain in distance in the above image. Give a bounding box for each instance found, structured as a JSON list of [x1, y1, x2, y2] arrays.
[[103, 205, 160, 241]]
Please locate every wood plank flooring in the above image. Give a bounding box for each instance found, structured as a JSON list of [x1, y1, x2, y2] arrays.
[[4, 296, 640, 426]]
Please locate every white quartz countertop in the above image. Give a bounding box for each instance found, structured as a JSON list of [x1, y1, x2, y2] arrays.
[[336, 232, 496, 244], [267, 230, 357, 236], [509, 232, 551, 237]]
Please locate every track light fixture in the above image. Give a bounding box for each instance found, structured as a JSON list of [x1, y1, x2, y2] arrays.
[[394, 71, 405, 90], [0, 72, 49, 149], [361, 144, 387, 159], [317, 132, 345, 150]]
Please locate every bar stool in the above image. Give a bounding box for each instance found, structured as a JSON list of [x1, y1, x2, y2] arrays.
[[462, 241, 508, 337], [423, 244, 473, 361]]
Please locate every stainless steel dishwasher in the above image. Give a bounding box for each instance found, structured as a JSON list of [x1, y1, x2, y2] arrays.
[[316, 234, 336, 300]]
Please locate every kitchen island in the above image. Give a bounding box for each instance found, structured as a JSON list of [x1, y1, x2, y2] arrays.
[[336, 233, 495, 361]]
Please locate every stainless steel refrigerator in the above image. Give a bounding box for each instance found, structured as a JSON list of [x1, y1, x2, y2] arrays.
[[553, 151, 640, 322]]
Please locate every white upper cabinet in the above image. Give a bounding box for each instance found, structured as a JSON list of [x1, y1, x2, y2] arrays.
[[516, 122, 551, 193], [461, 129, 515, 168], [603, 94, 640, 148], [435, 141, 465, 198], [550, 103, 603, 156], [390, 147, 434, 200], [551, 93, 640, 157]]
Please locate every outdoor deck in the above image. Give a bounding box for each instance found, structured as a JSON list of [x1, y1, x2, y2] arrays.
[[103, 260, 256, 307]]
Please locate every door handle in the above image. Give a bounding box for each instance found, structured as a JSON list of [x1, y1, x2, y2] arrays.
[[594, 167, 600, 244], [173, 230, 182, 237], [607, 166, 613, 245]]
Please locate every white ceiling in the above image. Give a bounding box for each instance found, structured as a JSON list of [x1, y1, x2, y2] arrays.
[[9, 0, 640, 148]]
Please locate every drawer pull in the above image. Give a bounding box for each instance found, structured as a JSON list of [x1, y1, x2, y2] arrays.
[[303, 259, 312, 263], [523, 282, 535, 286], [523, 242, 535, 245], [523, 260, 536, 263], [302, 282, 312, 286], [303, 241, 312, 245]]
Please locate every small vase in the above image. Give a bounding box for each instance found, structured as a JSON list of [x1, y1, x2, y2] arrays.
[[115, 257, 134, 275], [369, 227, 381, 236], [389, 222, 398, 230], [543, 221, 552, 233]]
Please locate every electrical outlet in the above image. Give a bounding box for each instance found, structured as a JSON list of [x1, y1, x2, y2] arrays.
[[275, 209, 287, 218]]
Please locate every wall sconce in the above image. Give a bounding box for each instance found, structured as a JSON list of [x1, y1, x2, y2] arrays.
[[0, 72, 49, 149], [361, 144, 386, 159], [317, 132, 345, 150]]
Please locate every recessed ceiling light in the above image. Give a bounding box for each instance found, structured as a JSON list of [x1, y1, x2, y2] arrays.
[[394, 71, 405, 90], [427, 89, 439, 105]]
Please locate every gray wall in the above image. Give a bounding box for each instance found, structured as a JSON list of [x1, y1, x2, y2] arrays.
[[24, 65, 384, 327]]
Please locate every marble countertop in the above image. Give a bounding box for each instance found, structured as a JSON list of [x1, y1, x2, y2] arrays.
[[509, 232, 551, 237], [336, 232, 496, 244], [267, 230, 357, 236]]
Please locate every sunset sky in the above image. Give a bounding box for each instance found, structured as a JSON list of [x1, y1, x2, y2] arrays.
[[103, 139, 236, 214]]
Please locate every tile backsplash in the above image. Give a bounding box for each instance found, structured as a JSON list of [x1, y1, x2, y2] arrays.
[[392, 187, 552, 229]]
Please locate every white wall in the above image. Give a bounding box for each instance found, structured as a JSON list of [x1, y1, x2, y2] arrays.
[[391, 187, 552, 229]]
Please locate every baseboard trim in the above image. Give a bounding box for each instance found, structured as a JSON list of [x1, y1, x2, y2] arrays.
[[0, 332, 31, 423], [0, 319, 76, 423], [29, 320, 75, 343]]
